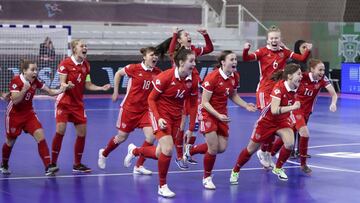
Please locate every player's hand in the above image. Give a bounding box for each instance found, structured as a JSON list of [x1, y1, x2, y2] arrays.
[[217, 114, 231, 122], [22, 81, 31, 92], [102, 84, 111, 91], [185, 130, 193, 138], [329, 103, 337, 112], [0, 92, 10, 101], [292, 101, 301, 110], [59, 84, 67, 93], [305, 43, 313, 50], [197, 28, 208, 35], [244, 42, 251, 50], [158, 118, 167, 129], [65, 81, 75, 89], [172, 26, 179, 34], [245, 103, 257, 112], [112, 92, 119, 102], [279, 41, 290, 50]]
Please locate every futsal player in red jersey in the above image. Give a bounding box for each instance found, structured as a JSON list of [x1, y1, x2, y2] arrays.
[[0, 60, 69, 176], [51, 39, 111, 173], [123, 48, 199, 198], [230, 63, 303, 183], [243, 25, 312, 168], [183, 50, 256, 189], [270, 59, 337, 174], [169, 27, 214, 167], [97, 47, 161, 175]]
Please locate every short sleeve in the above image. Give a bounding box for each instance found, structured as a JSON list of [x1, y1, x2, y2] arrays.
[[270, 84, 282, 100], [322, 76, 331, 88], [9, 78, 22, 92], [124, 64, 136, 78], [234, 72, 240, 89], [202, 74, 215, 93], [58, 62, 68, 75], [152, 73, 167, 93]]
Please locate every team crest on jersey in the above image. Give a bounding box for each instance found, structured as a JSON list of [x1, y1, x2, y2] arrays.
[[278, 52, 284, 58], [122, 123, 127, 129], [12, 84, 17, 89], [314, 84, 320, 89], [186, 81, 192, 89], [156, 79, 161, 85], [219, 82, 223, 86], [252, 133, 261, 140], [204, 81, 210, 87], [57, 109, 62, 115], [274, 89, 281, 95]]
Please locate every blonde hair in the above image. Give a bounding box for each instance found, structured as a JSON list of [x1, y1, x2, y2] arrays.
[[70, 39, 84, 54], [267, 25, 281, 35]]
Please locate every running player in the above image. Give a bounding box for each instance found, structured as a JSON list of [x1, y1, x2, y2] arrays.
[[97, 47, 161, 175]]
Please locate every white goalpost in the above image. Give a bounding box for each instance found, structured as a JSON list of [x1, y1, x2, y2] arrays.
[[0, 24, 71, 93]]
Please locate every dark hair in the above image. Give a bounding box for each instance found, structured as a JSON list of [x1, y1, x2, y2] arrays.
[[271, 63, 301, 81], [20, 59, 36, 73], [140, 46, 156, 56], [308, 58, 323, 71], [173, 47, 193, 67], [155, 29, 185, 59], [214, 50, 234, 68], [294, 40, 306, 54]]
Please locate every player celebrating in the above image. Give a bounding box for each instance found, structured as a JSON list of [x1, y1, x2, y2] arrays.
[[243, 25, 312, 168], [0, 59, 68, 176], [183, 50, 256, 189], [51, 39, 110, 173], [230, 63, 302, 184], [123, 48, 199, 198], [270, 59, 337, 173], [97, 47, 161, 175]]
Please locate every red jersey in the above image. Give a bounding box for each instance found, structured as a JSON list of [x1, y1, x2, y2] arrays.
[[201, 68, 240, 115], [121, 63, 161, 113], [7, 74, 44, 113], [261, 80, 298, 122], [296, 72, 331, 115], [149, 67, 198, 121], [243, 46, 310, 96], [56, 56, 90, 108]]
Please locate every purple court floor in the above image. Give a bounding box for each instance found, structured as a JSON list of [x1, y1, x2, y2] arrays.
[[0, 94, 360, 203]]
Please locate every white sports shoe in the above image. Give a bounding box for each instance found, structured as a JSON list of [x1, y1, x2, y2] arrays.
[[202, 176, 216, 190], [124, 143, 136, 168], [133, 165, 153, 175], [266, 152, 275, 168], [256, 150, 270, 168], [98, 148, 107, 169], [158, 184, 176, 198]]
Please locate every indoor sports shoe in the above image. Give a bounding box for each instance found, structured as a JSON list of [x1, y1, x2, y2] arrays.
[[45, 164, 59, 176], [183, 144, 198, 165], [256, 150, 270, 168], [229, 169, 239, 185], [158, 184, 176, 198], [98, 148, 107, 169], [73, 163, 92, 173], [300, 164, 312, 174], [0, 163, 11, 175], [203, 176, 216, 190], [175, 158, 188, 170], [187, 157, 198, 165], [266, 152, 275, 168], [124, 143, 136, 168], [272, 167, 288, 181], [133, 165, 152, 175]]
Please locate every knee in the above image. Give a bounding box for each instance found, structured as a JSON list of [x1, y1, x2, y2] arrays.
[[161, 146, 173, 156], [283, 142, 294, 150], [207, 143, 218, 155]]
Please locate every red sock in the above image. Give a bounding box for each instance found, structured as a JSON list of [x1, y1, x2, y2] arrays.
[[299, 136, 309, 166], [271, 138, 284, 156], [51, 132, 64, 164], [136, 141, 153, 167], [102, 136, 120, 157], [133, 145, 157, 160], [203, 152, 216, 178], [260, 143, 269, 152], [175, 130, 184, 159], [2, 143, 12, 166], [38, 139, 51, 167], [233, 148, 251, 172], [188, 136, 196, 145], [158, 152, 171, 186], [74, 136, 86, 165], [190, 143, 208, 156], [276, 146, 292, 168]]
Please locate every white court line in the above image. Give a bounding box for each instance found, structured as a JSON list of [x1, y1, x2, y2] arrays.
[[308, 143, 360, 149], [0, 165, 300, 181]]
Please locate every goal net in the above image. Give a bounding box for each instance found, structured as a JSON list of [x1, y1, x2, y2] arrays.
[[0, 24, 71, 93]]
